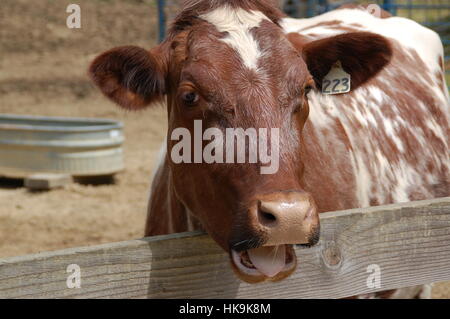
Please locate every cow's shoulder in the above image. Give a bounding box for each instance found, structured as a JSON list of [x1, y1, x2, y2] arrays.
[[281, 8, 443, 72]]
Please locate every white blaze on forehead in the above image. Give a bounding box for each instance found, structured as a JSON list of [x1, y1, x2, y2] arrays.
[[200, 6, 269, 70]]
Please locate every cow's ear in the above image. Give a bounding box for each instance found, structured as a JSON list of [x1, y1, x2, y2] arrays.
[[290, 32, 392, 90], [89, 45, 167, 110]]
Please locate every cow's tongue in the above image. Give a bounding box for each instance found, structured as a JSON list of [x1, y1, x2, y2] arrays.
[[247, 245, 286, 277]]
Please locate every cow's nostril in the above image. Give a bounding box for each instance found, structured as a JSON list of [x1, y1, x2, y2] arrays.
[[258, 208, 277, 226]]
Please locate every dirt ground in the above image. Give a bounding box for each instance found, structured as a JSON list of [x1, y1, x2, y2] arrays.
[[0, 0, 166, 256], [0, 0, 449, 298]]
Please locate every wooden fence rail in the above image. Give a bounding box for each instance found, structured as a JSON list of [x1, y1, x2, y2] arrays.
[[0, 197, 449, 299]]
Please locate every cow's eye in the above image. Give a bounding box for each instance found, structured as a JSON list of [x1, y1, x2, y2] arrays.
[[304, 85, 312, 95], [304, 79, 315, 96], [181, 91, 199, 106]]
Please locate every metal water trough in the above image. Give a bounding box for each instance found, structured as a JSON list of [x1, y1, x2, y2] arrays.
[[0, 114, 124, 178]]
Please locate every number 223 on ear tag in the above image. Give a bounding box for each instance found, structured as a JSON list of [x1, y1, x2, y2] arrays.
[[322, 61, 351, 95]]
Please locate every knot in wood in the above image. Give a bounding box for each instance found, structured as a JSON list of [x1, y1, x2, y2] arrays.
[[321, 242, 342, 269]]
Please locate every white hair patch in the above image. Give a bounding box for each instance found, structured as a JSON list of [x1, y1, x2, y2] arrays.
[[200, 6, 269, 70]]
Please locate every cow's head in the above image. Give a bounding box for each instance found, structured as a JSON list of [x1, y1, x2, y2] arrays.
[[89, 0, 392, 283]]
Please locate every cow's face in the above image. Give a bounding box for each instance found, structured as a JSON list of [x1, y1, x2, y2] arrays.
[[89, 1, 392, 283]]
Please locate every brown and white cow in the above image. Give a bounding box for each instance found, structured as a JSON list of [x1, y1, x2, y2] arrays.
[[89, 0, 449, 297]]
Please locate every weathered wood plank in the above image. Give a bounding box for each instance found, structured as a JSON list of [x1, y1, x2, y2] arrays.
[[0, 197, 449, 299]]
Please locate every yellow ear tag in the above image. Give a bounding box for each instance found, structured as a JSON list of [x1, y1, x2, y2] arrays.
[[322, 61, 351, 95]]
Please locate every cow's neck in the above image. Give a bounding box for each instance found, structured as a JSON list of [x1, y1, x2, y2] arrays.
[[145, 154, 202, 236], [299, 119, 360, 213]]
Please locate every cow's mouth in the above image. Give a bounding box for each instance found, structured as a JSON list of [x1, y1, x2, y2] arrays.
[[230, 244, 297, 283]]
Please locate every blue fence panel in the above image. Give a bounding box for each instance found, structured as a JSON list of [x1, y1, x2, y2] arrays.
[[157, 0, 166, 43]]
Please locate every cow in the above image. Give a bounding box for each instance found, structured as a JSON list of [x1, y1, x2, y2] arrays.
[[89, 0, 449, 298]]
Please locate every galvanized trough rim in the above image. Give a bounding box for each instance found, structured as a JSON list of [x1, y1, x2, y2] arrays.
[[0, 114, 123, 133]]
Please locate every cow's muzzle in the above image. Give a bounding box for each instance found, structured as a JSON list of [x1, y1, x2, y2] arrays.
[[229, 191, 320, 283]]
